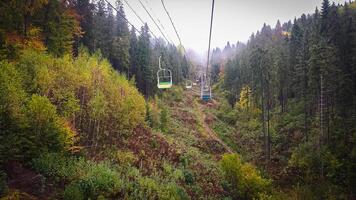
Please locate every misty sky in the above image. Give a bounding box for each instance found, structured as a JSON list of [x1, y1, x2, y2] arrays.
[[115, 0, 346, 55]]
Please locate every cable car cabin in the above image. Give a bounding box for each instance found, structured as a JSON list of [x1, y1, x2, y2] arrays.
[[185, 80, 193, 89], [201, 90, 212, 101], [200, 73, 212, 101], [157, 69, 172, 89], [201, 86, 212, 101]]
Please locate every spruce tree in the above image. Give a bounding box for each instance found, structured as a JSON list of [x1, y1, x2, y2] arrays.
[[137, 24, 151, 96], [111, 0, 130, 73]]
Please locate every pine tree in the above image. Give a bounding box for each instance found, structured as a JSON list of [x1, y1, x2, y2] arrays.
[[106, 5, 115, 60], [182, 55, 189, 79], [129, 27, 138, 79], [41, 0, 82, 56], [289, 20, 303, 98], [73, 0, 95, 53], [211, 48, 222, 83], [111, 0, 130, 73], [137, 24, 151, 96], [321, 0, 330, 35], [92, 0, 109, 55]]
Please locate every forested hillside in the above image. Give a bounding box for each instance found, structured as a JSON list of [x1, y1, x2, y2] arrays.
[[0, 0, 355, 199], [0, 0, 190, 96], [211, 0, 356, 198]]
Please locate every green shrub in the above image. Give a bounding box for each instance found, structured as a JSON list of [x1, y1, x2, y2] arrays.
[[135, 176, 160, 199], [213, 120, 238, 151], [220, 153, 271, 199], [161, 182, 190, 200], [130, 176, 189, 200], [77, 161, 122, 199], [217, 100, 237, 125], [146, 100, 160, 129], [0, 61, 27, 163], [32, 153, 78, 182], [160, 107, 169, 133], [33, 153, 122, 199], [162, 162, 184, 182], [288, 143, 342, 184], [0, 170, 8, 196], [0, 61, 27, 123], [26, 95, 74, 156], [183, 170, 195, 185], [63, 183, 84, 200], [162, 86, 183, 102], [287, 142, 350, 198], [116, 150, 137, 167], [97, 195, 107, 200]]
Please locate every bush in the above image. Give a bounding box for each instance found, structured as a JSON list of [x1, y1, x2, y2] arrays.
[[146, 99, 160, 129], [0, 61, 28, 163], [76, 161, 122, 199], [63, 183, 84, 200], [160, 107, 169, 133], [161, 182, 190, 200], [0, 170, 8, 196], [32, 153, 122, 199], [220, 153, 271, 199], [287, 142, 348, 199], [26, 95, 75, 155], [162, 86, 183, 102], [130, 176, 189, 200], [32, 153, 78, 182], [288, 143, 342, 184], [0, 61, 27, 123], [217, 100, 237, 125], [183, 170, 195, 185], [116, 150, 137, 167]]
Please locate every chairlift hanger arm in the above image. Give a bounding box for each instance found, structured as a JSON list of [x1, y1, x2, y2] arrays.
[[206, 0, 215, 74], [200, 0, 215, 101], [159, 55, 162, 70]]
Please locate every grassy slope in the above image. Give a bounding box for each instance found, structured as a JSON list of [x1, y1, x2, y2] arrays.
[[152, 86, 233, 199]]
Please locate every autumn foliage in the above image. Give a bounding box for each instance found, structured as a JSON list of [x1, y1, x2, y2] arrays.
[[0, 49, 146, 163]]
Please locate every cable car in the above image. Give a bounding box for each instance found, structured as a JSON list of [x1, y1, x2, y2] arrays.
[[185, 80, 193, 89], [200, 74, 212, 101], [157, 56, 172, 89], [201, 87, 212, 101]]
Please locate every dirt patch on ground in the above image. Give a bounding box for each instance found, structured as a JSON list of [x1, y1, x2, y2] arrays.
[[193, 139, 227, 155], [126, 126, 179, 174], [204, 139, 227, 154], [200, 99, 219, 109], [171, 108, 197, 127], [3, 160, 58, 199], [204, 112, 216, 126], [196, 103, 233, 154]]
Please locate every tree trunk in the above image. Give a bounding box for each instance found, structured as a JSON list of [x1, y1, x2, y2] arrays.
[[320, 74, 325, 177], [267, 81, 271, 161], [303, 63, 308, 141], [24, 13, 29, 37], [261, 67, 268, 161]]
